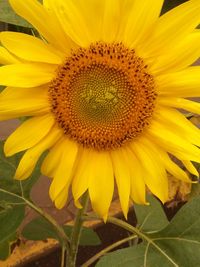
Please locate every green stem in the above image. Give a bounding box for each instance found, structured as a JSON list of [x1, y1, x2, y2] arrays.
[[67, 192, 89, 267], [0, 188, 70, 250], [83, 214, 152, 246], [61, 246, 66, 267], [81, 234, 137, 267], [107, 216, 150, 241], [19, 181, 24, 198]]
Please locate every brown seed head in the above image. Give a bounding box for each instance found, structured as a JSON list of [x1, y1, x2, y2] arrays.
[[49, 42, 156, 150]]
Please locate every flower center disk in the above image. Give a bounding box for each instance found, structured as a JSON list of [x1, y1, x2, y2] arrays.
[[49, 43, 156, 150]]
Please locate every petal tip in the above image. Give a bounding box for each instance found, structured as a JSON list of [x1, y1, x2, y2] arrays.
[[102, 214, 108, 223], [14, 171, 24, 180], [4, 142, 13, 157], [74, 199, 83, 209]]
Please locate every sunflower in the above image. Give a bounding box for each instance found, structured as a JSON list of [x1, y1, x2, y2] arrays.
[[0, 0, 200, 220]]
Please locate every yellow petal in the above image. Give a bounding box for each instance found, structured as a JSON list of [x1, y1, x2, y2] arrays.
[[41, 138, 65, 177], [155, 107, 200, 147], [158, 97, 200, 114], [150, 32, 200, 74], [14, 126, 62, 180], [1, 85, 48, 98], [130, 138, 168, 203], [156, 67, 200, 97], [51, 0, 92, 46], [101, 0, 120, 43], [42, 0, 77, 52], [182, 160, 199, 177], [138, 1, 200, 57], [148, 120, 200, 162], [49, 138, 78, 200], [54, 185, 69, 209], [0, 86, 50, 120], [72, 148, 90, 205], [111, 148, 130, 219], [123, 147, 147, 205], [88, 151, 114, 221], [4, 114, 55, 156], [9, 0, 74, 52], [43, 0, 50, 9], [0, 47, 19, 64], [0, 63, 55, 87], [0, 32, 63, 64], [78, 0, 105, 41], [122, 0, 163, 47], [154, 145, 191, 183]]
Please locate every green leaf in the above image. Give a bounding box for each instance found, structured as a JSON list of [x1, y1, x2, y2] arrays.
[[189, 183, 200, 200], [0, 0, 32, 28], [64, 226, 101, 246], [96, 245, 145, 267], [0, 205, 24, 260], [0, 233, 16, 261], [22, 217, 60, 241], [0, 205, 24, 242], [134, 195, 169, 232], [0, 241, 10, 260], [22, 217, 101, 246], [97, 196, 200, 267]]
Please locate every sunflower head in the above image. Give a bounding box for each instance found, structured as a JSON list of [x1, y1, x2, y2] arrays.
[[0, 0, 200, 220]]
